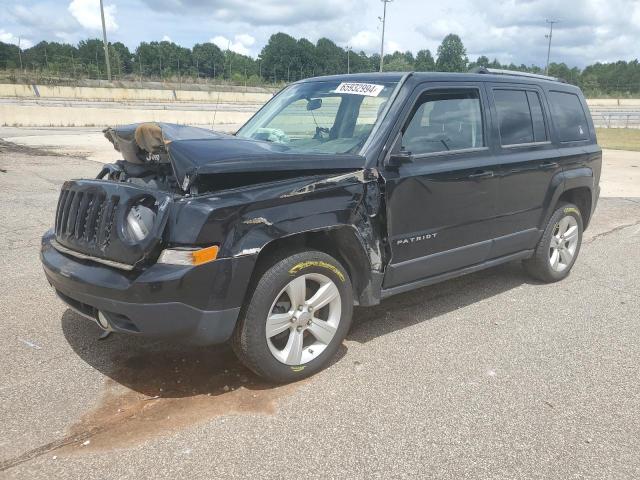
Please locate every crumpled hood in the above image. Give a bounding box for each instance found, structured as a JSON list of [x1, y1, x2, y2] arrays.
[[104, 122, 366, 191]]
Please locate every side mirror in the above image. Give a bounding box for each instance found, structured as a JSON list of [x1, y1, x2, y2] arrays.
[[307, 98, 322, 111], [385, 132, 413, 168], [387, 150, 413, 166]]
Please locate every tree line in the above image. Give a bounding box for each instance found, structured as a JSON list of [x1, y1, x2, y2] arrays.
[[0, 33, 638, 97]]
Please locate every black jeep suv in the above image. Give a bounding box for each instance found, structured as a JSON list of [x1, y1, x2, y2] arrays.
[[41, 69, 601, 382]]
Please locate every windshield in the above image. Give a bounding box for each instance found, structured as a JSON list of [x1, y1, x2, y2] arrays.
[[236, 80, 398, 155]]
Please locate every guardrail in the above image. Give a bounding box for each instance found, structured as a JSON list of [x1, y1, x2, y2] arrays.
[[590, 111, 640, 128]]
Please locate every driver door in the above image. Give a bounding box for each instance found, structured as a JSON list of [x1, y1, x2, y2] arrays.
[[381, 83, 500, 290]]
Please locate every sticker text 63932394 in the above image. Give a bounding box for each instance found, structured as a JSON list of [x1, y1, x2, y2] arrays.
[[334, 82, 384, 97]]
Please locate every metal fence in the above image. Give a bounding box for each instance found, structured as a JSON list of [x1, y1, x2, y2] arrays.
[[589, 108, 640, 129]]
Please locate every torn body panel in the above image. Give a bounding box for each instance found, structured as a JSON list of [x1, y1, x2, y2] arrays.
[[165, 168, 387, 305], [103, 122, 367, 193]]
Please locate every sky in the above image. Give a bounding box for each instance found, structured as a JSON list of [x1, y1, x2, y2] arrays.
[[0, 0, 639, 68]]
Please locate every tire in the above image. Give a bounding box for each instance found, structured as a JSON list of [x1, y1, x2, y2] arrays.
[[231, 250, 353, 383], [523, 202, 583, 283]]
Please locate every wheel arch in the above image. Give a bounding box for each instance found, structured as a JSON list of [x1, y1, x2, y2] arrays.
[[544, 167, 595, 231], [251, 226, 382, 307], [558, 186, 593, 229]]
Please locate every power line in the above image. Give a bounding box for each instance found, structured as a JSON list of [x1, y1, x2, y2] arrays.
[[379, 0, 393, 72], [545, 19, 559, 75]]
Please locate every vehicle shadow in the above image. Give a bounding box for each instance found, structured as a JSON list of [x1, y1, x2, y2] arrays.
[[62, 260, 531, 398], [348, 260, 534, 343], [61, 312, 347, 399]]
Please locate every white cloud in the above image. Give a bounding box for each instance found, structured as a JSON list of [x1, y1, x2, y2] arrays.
[[0, 30, 33, 49], [348, 31, 379, 52], [386, 40, 402, 54], [235, 33, 255, 47], [162, 35, 172, 42], [142, 0, 353, 26], [211, 34, 256, 55], [412, 0, 640, 66], [68, 0, 118, 31]]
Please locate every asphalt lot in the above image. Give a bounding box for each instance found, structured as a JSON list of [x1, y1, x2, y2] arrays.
[[0, 134, 639, 479]]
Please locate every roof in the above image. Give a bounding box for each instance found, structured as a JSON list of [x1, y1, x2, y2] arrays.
[[299, 71, 577, 88], [299, 72, 407, 84]]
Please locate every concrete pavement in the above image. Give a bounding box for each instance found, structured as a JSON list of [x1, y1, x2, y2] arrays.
[[0, 136, 639, 479]]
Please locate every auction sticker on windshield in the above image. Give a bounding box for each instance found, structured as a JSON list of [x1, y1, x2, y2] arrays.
[[334, 82, 384, 96]]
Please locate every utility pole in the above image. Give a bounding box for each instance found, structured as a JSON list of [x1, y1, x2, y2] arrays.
[[17, 37, 23, 72], [96, 47, 100, 78], [379, 0, 392, 72], [226, 40, 232, 80], [545, 19, 559, 75], [346, 45, 351, 74], [99, 0, 112, 81], [138, 52, 142, 86]]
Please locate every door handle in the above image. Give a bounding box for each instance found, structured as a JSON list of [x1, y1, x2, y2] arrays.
[[468, 170, 494, 180], [540, 161, 559, 170]]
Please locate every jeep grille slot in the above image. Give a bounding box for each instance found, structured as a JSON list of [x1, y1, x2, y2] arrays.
[[55, 186, 113, 246]]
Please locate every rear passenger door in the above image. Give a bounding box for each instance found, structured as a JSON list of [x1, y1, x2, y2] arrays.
[[486, 84, 562, 258]]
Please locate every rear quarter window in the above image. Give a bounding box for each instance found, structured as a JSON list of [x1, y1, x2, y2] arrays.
[[548, 91, 590, 142]]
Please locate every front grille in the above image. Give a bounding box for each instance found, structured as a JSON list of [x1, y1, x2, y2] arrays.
[[55, 185, 120, 249], [52, 180, 171, 268]]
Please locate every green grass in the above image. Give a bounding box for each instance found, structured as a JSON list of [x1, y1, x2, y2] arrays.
[[596, 128, 640, 152]]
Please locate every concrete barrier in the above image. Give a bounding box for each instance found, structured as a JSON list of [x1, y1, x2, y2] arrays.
[[587, 98, 640, 107], [0, 104, 252, 127], [0, 83, 273, 104]]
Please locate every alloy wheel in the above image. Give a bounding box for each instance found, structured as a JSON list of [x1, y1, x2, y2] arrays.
[[265, 273, 342, 365], [549, 215, 579, 272]]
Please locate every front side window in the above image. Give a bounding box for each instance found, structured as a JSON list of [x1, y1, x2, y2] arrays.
[[548, 91, 590, 142], [494, 89, 547, 146], [402, 90, 484, 155], [236, 80, 398, 155]]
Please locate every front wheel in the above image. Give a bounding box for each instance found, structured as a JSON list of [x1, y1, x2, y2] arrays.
[[231, 250, 353, 383], [523, 202, 583, 282]]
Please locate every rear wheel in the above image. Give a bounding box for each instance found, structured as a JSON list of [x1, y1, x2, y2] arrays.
[[523, 202, 583, 282], [231, 250, 353, 383]]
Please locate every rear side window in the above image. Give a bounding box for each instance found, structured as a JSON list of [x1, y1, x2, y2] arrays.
[[493, 89, 547, 145], [548, 91, 589, 142]]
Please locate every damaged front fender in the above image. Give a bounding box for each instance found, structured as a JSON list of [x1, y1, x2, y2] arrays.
[[166, 168, 386, 304]]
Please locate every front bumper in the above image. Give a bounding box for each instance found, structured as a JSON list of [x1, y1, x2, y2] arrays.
[[40, 231, 257, 345]]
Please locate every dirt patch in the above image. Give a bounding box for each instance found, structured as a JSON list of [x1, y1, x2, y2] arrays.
[[0, 139, 65, 157], [63, 348, 300, 452], [0, 347, 301, 472]]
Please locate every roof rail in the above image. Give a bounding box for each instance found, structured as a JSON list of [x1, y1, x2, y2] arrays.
[[470, 66, 567, 83]]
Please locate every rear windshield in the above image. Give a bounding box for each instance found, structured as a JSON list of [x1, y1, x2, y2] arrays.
[[548, 91, 590, 142]]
